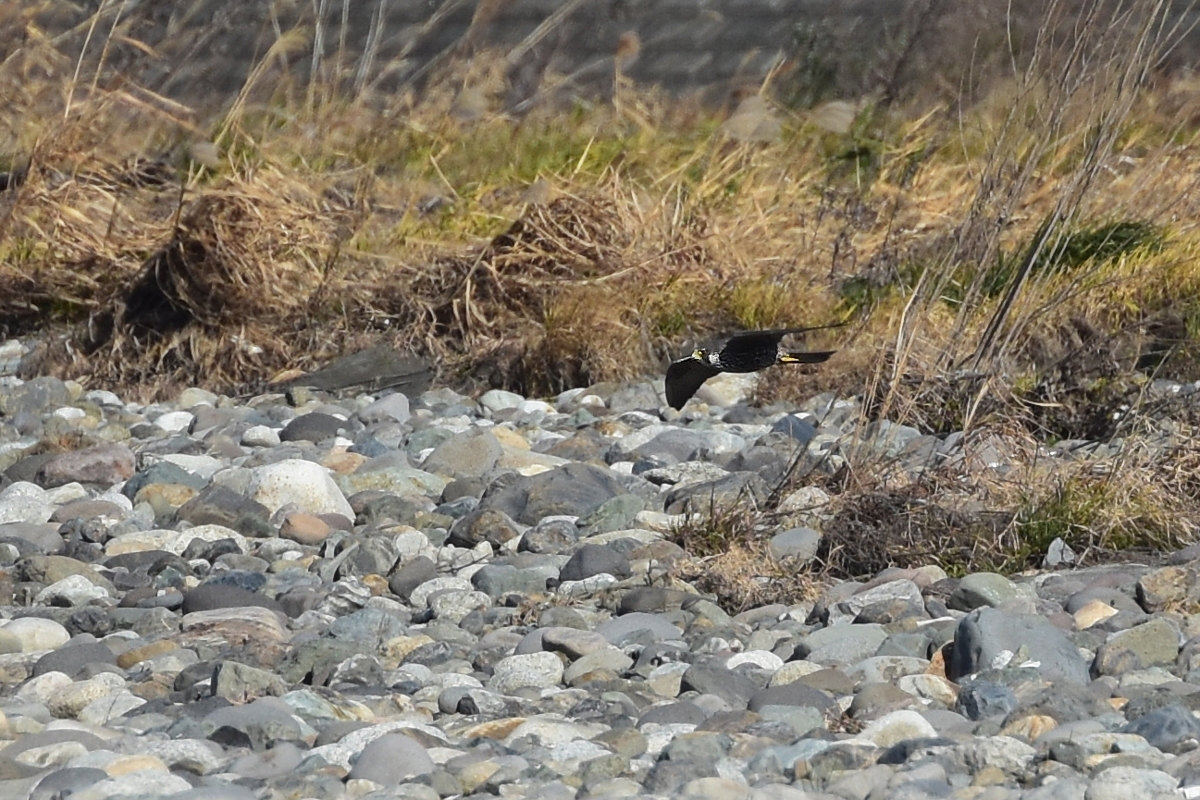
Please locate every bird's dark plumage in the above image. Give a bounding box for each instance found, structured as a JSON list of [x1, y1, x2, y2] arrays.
[[665, 324, 839, 410]]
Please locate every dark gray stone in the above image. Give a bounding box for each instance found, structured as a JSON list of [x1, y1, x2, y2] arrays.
[[948, 607, 1090, 685], [389, 556, 438, 600], [638, 700, 708, 727], [480, 463, 630, 526], [176, 485, 273, 537], [749, 682, 837, 714], [181, 584, 283, 614], [1122, 704, 1200, 754], [279, 412, 349, 443], [663, 471, 770, 514], [681, 662, 757, 709], [349, 733, 435, 782], [955, 680, 1018, 721], [447, 507, 523, 549], [643, 759, 718, 793], [31, 640, 116, 679], [770, 414, 818, 445], [559, 543, 631, 582]]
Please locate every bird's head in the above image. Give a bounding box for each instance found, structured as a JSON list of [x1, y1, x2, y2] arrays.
[[691, 347, 709, 362]]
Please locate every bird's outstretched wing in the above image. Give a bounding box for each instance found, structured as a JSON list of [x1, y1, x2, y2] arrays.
[[665, 358, 721, 410], [724, 321, 847, 345]]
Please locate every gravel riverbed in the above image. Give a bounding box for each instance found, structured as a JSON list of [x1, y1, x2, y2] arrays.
[[0, 339, 1199, 800]]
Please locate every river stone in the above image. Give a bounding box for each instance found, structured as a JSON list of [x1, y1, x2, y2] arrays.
[[2, 618, 70, 651], [248, 458, 354, 519], [948, 607, 1090, 685], [0, 377, 71, 417], [558, 543, 631, 582], [176, 485, 273, 537], [357, 393, 411, 425], [422, 428, 503, 478], [279, 412, 348, 443], [663, 471, 770, 514], [1093, 617, 1181, 676], [949, 572, 1033, 610], [768, 527, 822, 562], [347, 731, 436, 781], [480, 463, 630, 525], [36, 444, 135, 488], [489, 652, 565, 694]]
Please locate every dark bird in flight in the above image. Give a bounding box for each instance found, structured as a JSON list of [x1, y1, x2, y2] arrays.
[[665, 325, 840, 410]]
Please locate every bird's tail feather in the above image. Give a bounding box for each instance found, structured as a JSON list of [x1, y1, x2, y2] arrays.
[[779, 350, 836, 364]]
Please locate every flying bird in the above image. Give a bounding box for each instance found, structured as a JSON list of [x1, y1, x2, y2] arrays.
[[665, 325, 840, 410]]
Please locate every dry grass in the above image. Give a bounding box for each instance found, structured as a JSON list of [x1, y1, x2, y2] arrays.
[[668, 501, 826, 612]]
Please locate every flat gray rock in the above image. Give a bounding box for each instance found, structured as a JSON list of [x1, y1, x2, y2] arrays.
[[948, 607, 1091, 685]]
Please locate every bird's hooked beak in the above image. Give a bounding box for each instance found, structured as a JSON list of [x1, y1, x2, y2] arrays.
[[691, 348, 706, 361]]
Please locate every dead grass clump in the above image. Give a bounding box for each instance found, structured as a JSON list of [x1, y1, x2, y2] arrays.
[[374, 191, 651, 394], [819, 485, 1014, 578], [0, 158, 178, 337], [668, 504, 824, 612], [815, 421, 1200, 578], [402, 193, 631, 347], [39, 168, 356, 391]]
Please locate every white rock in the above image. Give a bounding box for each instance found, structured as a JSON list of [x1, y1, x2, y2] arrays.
[[71, 771, 193, 800], [357, 393, 411, 425], [409, 576, 473, 609], [517, 399, 555, 415], [177, 387, 220, 407], [158, 453, 225, 480], [860, 709, 939, 748], [248, 458, 353, 518], [105, 525, 248, 557], [42, 482, 89, 504], [47, 672, 126, 718], [479, 389, 524, 413], [2, 618, 70, 651], [13, 740, 89, 768], [640, 722, 698, 757], [35, 575, 111, 606], [556, 574, 619, 596], [153, 410, 194, 433], [726, 650, 784, 672], [0, 481, 43, 501], [393, 528, 432, 560], [241, 425, 282, 447], [78, 690, 146, 724], [51, 407, 87, 421], [777, 486, 833, 515], [429, 589, 490, 624], [83, 390, 123, 407], [0, 492, 54, 524], [695, 372, 759, 407], [488, 652, 564, 694], [769, 660, 824, 687], [646, 662, 689, 697], [17, 671, 73, 703]]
